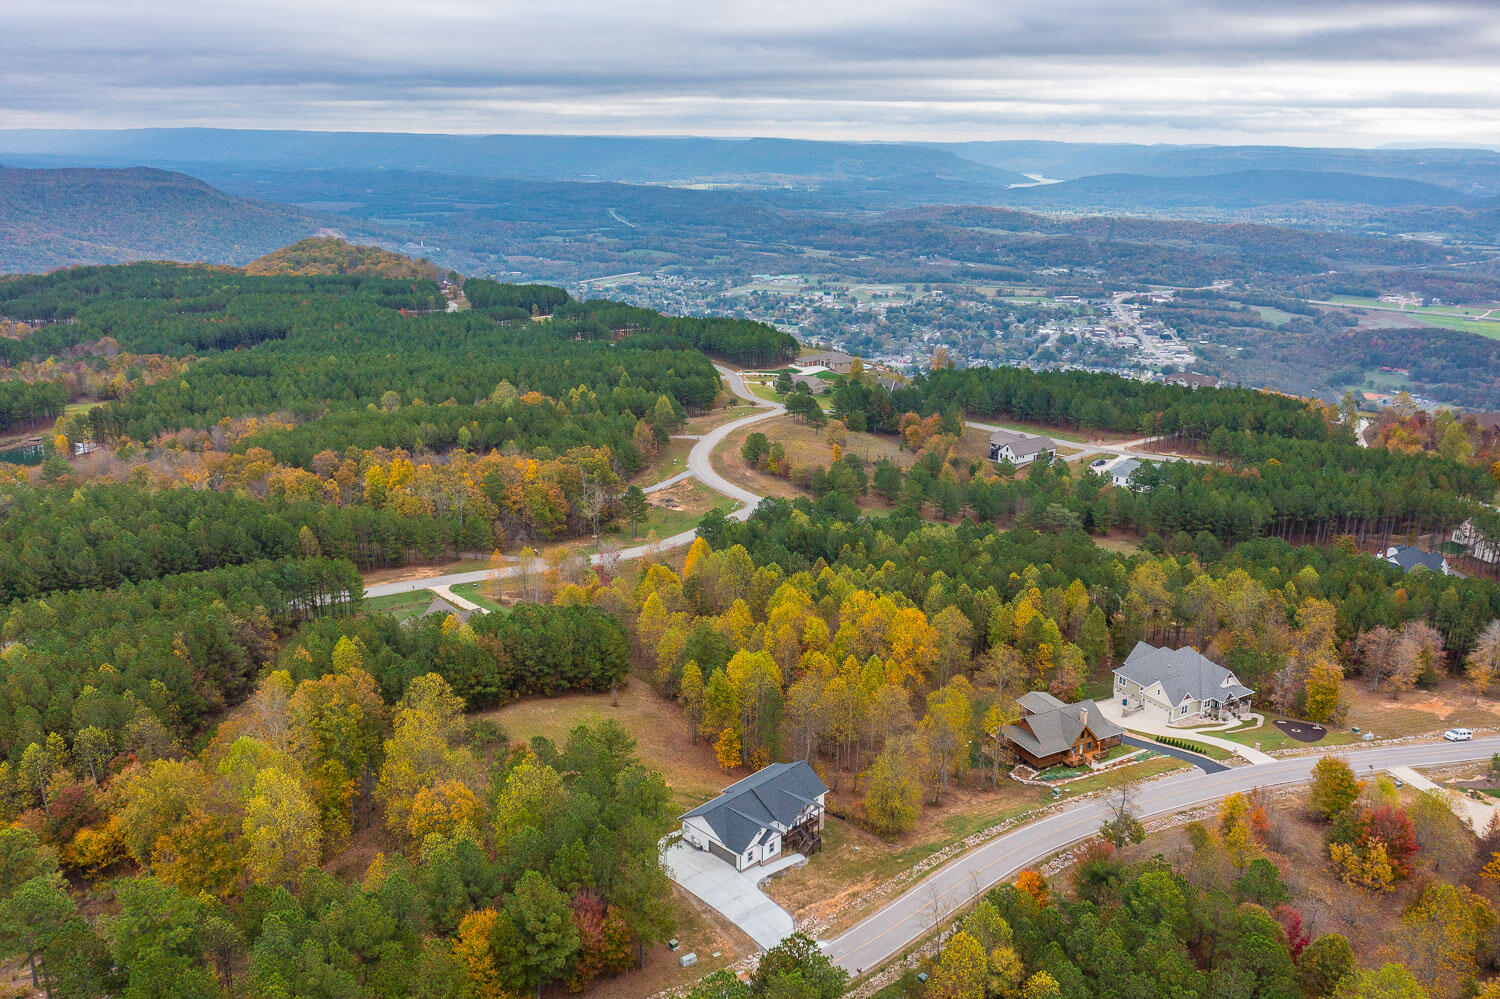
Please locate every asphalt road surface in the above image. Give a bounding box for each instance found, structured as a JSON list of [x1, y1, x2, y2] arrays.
[[824, 736, 1500, 976], [1121, 734, 1228, 774]]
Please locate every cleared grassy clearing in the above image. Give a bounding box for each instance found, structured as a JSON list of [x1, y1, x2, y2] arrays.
[[448, 582, 507, 613], [477, 682, 728, 810], [362, 590, 433, 620]]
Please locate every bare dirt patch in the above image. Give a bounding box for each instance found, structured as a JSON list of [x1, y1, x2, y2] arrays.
[[362, 557, 490, 586], [1343, 682, 1498, 739]]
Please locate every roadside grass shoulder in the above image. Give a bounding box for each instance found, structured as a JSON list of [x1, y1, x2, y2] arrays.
[[448, 582, 507, 613]]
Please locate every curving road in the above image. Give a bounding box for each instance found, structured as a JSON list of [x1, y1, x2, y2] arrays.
[[365, 365, 780, 599], [825, 736, 1500, 975]]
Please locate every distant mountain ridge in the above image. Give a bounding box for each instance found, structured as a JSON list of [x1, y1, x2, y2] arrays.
[[999, 169, 1478, 211], [0, 128, 1031, 189], [0, 166, 327, 272], [934, 140, 1500, 197]]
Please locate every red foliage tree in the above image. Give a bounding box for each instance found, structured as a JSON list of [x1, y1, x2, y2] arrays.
[[1274, 904, 1309, 959], [1359, 805, 1420, 879], [568, 890, 608, 992]]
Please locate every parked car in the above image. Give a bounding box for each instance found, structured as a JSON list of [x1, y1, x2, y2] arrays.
[[1090, 458, 1109, 468], [1444, 728, 1474, 741]]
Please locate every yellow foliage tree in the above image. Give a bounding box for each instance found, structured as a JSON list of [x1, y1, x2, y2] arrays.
[[1217, 793, 1259, 867], [407, 778, 481, 844], [714, 728, 742, 770], [242, 766, 322, 886], [454, 908, 510, 999], [1330, 840, 1395, 891], [926, 931, 986, 999]]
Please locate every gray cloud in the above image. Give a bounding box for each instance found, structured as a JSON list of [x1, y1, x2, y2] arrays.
[[1, 0, 1497, 143]]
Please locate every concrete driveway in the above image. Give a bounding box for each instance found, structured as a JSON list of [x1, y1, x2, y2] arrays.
[[663, 840, 797, 950], [1096, 698, 1275, 765]]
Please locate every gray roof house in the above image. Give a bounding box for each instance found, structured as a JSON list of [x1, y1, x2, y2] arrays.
[[679, 761, 829, 870], [800, 349, 856, 372], [1384, 545, 1453, 576], [988, 429, 1057, 465], [1109, 458, 1143, 489], [1113, 642, 1254, 724], [1002, 692, 1125, 769], [420, 595, 474, 623]]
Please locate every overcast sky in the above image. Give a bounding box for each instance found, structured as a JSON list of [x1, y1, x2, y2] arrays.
[[3, 0, 1499, 145]]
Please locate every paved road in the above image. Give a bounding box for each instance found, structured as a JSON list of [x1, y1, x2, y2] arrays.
[[824, 736, 1500, 976], [365, 365, 779, 599]]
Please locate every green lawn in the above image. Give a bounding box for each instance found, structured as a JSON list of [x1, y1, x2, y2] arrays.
[[1056, 757, 1187, 795], [1203, 714, 1356, 754], [449, 582, 507, 613], [362, 590, 432, 621]]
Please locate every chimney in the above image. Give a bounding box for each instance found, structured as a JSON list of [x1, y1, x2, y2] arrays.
[[1079, 705, 1089, 725]]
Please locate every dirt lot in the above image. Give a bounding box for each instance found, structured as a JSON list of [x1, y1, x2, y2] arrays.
[[1343, 682, 1500, 740], [362, 556, 490, 586], [477, 682, 730, 810], [710, 413, 995, 509], [642, 478, 741, 538]]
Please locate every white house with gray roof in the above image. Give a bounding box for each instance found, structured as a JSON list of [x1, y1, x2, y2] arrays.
[[988, 429, 1057, 465], [1109, 458, 1144, 489], [1383, 545, 1453, 576], [1112, 642, 1254, 725], [679, 761, 829, 871]]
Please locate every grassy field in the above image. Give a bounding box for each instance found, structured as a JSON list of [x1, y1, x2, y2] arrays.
[[1326, 295, 1500, 341], [633, 435, 695, 487], [1406, 314, 1500, 341], [477, 682, 729, 810], [1254, 306, 1300, 324], [362, 590, 433, 620], [1328, 294, 1499, 317]]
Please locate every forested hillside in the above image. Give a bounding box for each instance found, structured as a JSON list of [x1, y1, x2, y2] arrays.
[[1, 248, 1498, 999], [0, 167, 326, 272], [244, 236, 445, 280]]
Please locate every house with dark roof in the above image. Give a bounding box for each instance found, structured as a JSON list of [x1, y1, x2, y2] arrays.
[[1383, 545, 1454, 576], [800, 349, 856, 373], [1166, 372, 1221, 390], [1001, 692, 1125, 769], [1109, 458, 1144, 489], [988, 429, 1057, 465], [420, 595, 474, 623], [1112, 642, 1254, 724], [679, 761, 829, 871]]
